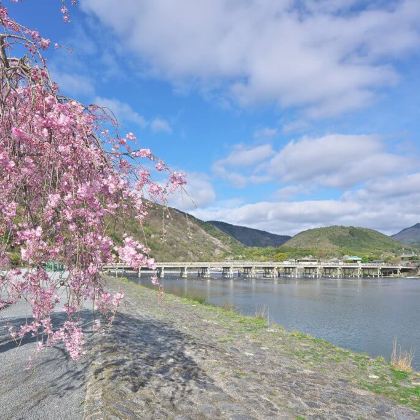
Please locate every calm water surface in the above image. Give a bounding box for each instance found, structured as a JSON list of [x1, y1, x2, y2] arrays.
[[131, 275, 420, 369]]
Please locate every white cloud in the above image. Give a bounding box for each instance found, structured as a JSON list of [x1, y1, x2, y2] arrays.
[[52, 71, 95, 97], [215, 144, 274, 168], [254, 127, 278, 139], [212, 134, 416, 189], [169, 172, 216, 211], [93, 97, 173, 134], [212, 144, 274, 187], [267, 134, 414, 188], [192, 190, 420, 236], [94, 96, 147, 128], [275, 185, 308, 200], [81, 0, 420, 116], [281, 119, 309, 134], [348, 172, 420, 202], [151, 118, 173, 134], [200, 133, 420, 234], [192, 199, 361, 235]]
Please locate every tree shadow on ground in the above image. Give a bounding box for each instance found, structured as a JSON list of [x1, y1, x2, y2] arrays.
[[0, 310, 96, 418], [91, 311, 221, 405], [0, 310, 94, 354]]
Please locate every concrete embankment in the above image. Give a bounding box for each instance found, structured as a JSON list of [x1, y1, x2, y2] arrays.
[[84, 277, 420, 419]]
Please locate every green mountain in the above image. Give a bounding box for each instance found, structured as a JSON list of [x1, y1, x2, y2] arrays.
[[392, 223, 420, 246], [108, 203, 243, 261], [108, 206, 413, 262], [283, 225, 407, 258], [207, 220, 291, 247]]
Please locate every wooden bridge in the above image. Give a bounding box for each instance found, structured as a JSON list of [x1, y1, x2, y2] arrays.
[[103, 261, 419, 279]]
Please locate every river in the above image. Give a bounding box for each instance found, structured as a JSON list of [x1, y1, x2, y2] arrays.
[[129, 274, 420, 370]]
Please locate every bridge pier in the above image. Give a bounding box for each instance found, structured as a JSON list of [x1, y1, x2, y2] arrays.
[[263, 267, 276, 278], [282, 267, 294, 277], [180, 267, 188, 278], [198, 267, 210, 278], [323, 267, 333, 277], [157, 267, 165, 278], [342, 267, 358, 278], [242, 266, 256, 278], [362, 268, 376, 277], [222, 267, 234, 278], [303, 267, 317, 278]]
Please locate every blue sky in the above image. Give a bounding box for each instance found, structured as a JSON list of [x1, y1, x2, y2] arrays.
[[11, 0, 420, 235]]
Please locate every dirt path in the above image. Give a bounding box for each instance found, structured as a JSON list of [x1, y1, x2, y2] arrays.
[[84, 278, 420, 419]]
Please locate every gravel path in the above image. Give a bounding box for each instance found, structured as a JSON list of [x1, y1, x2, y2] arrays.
[[84, 278, 420, 419], [0, 299, 91, 420]]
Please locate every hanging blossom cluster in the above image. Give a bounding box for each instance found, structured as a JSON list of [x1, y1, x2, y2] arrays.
[[0, 5, 186, 360]]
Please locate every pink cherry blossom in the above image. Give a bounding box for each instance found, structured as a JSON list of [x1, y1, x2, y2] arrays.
[[0, 3, 186, 360]]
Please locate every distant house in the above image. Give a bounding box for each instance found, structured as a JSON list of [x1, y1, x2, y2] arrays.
[[343, 255, 362, 263]]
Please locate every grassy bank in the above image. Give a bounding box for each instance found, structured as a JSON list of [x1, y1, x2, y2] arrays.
[[110, 277, 420, 413]]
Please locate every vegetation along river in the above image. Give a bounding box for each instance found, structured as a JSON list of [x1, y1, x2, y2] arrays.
[[130, 275, 420, 370]]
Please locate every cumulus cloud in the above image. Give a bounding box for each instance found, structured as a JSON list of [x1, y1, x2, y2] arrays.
[[348, 172, 420, 202], [281, 119, 309, 134], [194, 134, 420, 234], [168, 172, 216, 211], [202, 133, 420, 234], [212, 144, 274, 187], [81, 0, 420, 116], [191, 199, 362, 235], [274, 185, 308, 200], [214, 134, 415, 189], [268, 134, 415, 188], [217, 144, 274, 167], [192, 191, 420, 236], [94, 97, 173, 134]]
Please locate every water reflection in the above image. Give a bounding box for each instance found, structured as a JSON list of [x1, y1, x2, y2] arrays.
[[130, 274, 420, 369]]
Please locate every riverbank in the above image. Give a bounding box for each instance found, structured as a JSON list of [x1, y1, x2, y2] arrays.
[[84, 276, 419, 418], [130, 274, 420, 370]]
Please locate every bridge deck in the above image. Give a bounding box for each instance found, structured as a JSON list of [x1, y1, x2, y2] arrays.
[[103, 261, 414, 270]]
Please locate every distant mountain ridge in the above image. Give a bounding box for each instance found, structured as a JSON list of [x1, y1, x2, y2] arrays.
[[392, 223, 420, 245], [207, 220, 291, 247], [283, 225, 406, 256], [108, 205, 415, 262]]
